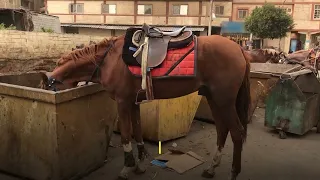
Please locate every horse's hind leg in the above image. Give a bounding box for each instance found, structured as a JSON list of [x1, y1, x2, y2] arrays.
[[228, 108, 245, 180], [131, 104, 149, 174], [202, 97, 229, 178], [117, 101, 136, 180], [214, 104, 245, 180]]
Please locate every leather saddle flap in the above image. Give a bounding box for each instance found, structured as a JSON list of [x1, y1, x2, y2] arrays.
[[136, 36, 171, 68]]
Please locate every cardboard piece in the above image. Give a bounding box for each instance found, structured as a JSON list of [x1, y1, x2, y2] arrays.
[[153, 149, 205, 174]]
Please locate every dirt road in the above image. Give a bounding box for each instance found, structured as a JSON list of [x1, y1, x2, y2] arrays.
[[1, 108, 320, 180]]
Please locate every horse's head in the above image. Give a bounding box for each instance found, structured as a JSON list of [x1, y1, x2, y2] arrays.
[[262, 49, 283, 63], [46, 37, 116, 91]]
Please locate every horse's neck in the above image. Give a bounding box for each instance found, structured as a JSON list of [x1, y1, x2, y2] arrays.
[[100, 39, 130, 91]]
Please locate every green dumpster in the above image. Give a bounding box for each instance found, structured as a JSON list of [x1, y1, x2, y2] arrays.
[[265, 69, 320, 139]]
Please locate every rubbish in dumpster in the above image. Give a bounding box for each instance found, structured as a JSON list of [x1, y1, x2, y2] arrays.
[[152, 148, 205, 174], [151, 160, 167, 168]]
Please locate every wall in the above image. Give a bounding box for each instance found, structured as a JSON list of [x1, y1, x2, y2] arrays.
[[78, 28, 112, 37], [0, 30, 107, 60], [293, 3, 320, 31], [0, 0, 21, 8], [31, 13, 62, 33], [201, 1, 232, 26]]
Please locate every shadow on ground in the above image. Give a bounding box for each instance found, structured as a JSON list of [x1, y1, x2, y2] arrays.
[[1, 108, 320, 180]]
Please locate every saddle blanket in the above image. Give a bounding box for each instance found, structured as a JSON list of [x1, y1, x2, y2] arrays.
[[128, 41, 196, 78]]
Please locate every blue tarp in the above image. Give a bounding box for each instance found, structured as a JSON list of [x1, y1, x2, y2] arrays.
[[221, 21, 248, 34]]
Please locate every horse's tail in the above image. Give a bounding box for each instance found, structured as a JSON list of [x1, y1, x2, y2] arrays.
[[237, 48, 251, 142]]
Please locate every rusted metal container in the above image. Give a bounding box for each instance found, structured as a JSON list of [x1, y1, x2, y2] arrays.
[[114, 92, 202, 142], [0, 72, 117, 180], [195, 63, 299, 123], [265, 69, 320, 139], [249, 63, 299, 121]]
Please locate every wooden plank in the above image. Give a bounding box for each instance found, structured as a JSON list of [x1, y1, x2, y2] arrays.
[[282, 69, 313, 78], [250, 63, 297, 74]]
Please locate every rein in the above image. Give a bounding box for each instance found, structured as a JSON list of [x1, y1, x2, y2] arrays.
[[85, 43, 114, 85], [48, 41, 114, 91]]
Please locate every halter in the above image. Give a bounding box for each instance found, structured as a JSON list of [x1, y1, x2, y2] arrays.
[[48, 41, 114, 91]]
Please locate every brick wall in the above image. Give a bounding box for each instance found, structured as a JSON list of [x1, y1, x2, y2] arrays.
[[31, 13, 62, 33], [0, 30, 107, 60]]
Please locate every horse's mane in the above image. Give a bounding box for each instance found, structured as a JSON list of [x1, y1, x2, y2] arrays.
[[57, 37, 118, 66]]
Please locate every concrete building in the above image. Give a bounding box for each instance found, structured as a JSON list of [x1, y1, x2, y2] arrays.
[[230, 0, 320, 52], [47, 0, 233, 37], [46, 0, 320, 52], [0, 0, 46, 12]]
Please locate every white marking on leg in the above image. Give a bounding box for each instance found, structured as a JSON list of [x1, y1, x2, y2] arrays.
[[123, 142, 132, 152], [137, 141, 144, 145], [206, 146, 223, 174], [119, 142, 135, 179]]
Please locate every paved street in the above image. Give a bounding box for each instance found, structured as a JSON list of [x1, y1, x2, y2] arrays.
[[1, 108, 320, 180]]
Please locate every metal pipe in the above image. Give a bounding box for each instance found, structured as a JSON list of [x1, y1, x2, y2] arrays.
[[208, 0, 213, 36]]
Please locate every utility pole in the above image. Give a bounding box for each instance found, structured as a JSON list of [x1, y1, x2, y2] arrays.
[[208, 0, 213, 36]]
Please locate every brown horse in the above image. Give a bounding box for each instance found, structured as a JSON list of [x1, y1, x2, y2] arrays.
[[45, 30, 251, 180], [244, 48, 283, 63], [71, 41, 96, 51], [280, 49, 320, 73]]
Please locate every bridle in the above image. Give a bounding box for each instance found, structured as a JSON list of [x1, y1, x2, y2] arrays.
[[48, 41, 114, 91]]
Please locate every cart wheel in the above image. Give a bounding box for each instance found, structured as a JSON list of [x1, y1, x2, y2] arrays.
[[279, 131, 287, 139]]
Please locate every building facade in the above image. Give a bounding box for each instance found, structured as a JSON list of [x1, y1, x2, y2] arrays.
[[47, 0, 320, 52], [47, 0, 233, 37], [231, 0, 320, 52]]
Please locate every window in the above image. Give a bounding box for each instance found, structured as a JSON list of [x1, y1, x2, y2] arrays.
[[173, 5, 188, 15], [215, 5, 224, 15], [287, 8, 292, 13], [314, 5, 320, 19], [102, 4, 116, 14], [238, 9, 248, 19], [137, 4, 152, 15], [70, 3, 84, 14], [278, 6, 292, 14]]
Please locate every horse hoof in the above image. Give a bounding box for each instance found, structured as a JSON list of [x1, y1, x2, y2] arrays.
[[201, 170, 215, 178], [117, 175, 128, 180], [118, 166, 133, 180], [134, 165, 146, 174]]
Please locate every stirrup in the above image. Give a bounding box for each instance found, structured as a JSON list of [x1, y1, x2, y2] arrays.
[[135, 89, 153, 105]]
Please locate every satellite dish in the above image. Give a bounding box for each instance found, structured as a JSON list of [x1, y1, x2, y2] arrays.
[[212, 13, 216, 18]]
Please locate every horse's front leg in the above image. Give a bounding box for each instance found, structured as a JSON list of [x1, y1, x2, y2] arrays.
[[131, 104, 149, 174], [117, 101, 136, 180]]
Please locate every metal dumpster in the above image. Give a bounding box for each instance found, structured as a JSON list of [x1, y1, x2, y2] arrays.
[[249, 63, 299, 121], [195, 63, 299, 123], [265, 69, 320, 139], [0, 72, 117, 180], [114, 92, 202, 142]]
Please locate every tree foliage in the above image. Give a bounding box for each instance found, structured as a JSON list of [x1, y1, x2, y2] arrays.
[[244, 3, 295, 39]]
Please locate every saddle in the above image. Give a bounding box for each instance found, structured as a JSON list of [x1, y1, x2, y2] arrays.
[[132, 23, 194, 67], [130, 23, 194, 104]]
